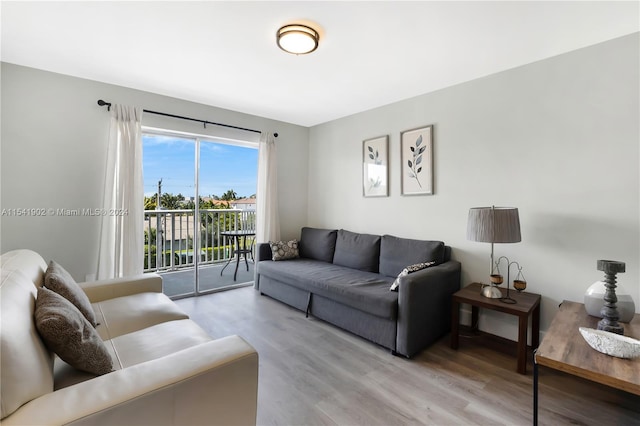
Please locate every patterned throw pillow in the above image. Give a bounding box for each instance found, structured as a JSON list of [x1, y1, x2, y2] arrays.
[[45, 260, 98, 326], [270, 240, 300, 261], [35, 287, 113, 375], [389, 261, 437, 291]]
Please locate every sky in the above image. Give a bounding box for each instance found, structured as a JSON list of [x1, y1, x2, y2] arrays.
[[142, 134, 258, 199]]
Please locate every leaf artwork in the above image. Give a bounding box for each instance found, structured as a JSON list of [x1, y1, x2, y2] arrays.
[[406, 135, 424, 188], [367, 145, 382, 165], [368, 175, 382, 190]]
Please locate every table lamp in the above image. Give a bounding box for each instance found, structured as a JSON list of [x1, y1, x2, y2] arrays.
[[467, 206, 521, 298]]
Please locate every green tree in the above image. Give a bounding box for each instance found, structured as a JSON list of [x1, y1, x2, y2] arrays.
[[183, 199, 196, 210], [144, 195, 157, 210], [220, 189, 237, 201], [144, 227, 157, 245], [160, 193, 185, 209]]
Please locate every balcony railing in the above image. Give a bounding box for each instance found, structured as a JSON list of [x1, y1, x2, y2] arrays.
[[144, 208, 255, 273]]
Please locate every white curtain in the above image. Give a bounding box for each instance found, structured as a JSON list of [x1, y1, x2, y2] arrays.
[[97, 105, 144, 279], [256, 132, 280, 244]]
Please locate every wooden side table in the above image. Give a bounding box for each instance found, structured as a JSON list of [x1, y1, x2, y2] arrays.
[[534, 301, 640, 425], [451, 282, 541, 374]]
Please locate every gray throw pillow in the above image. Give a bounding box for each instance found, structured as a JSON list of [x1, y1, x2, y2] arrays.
[[389, 261, 436, 291], [35, 287, 113, 375], [298, 227, 338, 263], [332, 229, 381, 272], [269, 240, 299, 261], [45, 260, 98, 327]]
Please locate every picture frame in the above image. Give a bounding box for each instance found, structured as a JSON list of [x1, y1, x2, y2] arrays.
[[362, 135, 389, 197], [401, 125, 433, 195]]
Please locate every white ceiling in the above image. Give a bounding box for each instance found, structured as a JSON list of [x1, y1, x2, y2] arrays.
[[2, 1, 638, 127]]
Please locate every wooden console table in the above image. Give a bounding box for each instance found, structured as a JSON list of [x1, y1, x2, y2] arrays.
[[451, 282, 541, 374], [533, 301, 640, 425]]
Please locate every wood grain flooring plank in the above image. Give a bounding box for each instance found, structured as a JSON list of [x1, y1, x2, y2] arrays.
[[175, 287, 640, 426]]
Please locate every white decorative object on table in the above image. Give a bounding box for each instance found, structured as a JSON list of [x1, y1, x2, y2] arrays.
[[579, 327, 640, 359], [584, 281, 636, 323]]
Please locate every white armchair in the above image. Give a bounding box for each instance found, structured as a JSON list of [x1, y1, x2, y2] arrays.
[[1, 249, 258, 425]]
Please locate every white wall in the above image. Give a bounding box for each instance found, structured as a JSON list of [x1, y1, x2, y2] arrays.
[[2, 34, 637, 339], [307, 33, 639, 338], [1, 63, 309, 281]]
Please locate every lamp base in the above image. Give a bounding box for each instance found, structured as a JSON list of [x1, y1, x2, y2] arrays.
[[481, 284, 502, 298], [500, 296, 517, 304]]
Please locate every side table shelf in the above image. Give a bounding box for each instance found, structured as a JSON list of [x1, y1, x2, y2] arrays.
[[451, 282, 541, 374]]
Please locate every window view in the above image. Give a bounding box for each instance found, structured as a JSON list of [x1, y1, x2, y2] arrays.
[[142, 132, 258, 298]]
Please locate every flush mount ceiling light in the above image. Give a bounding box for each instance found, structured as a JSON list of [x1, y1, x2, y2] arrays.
[[276, 24, 319, 55]]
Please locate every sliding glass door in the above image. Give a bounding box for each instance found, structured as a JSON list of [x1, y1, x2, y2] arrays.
[[142, 130, 258, 298]]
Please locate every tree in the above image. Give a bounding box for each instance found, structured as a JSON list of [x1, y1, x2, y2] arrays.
[[160, 193, 185, 209], [144, 227, 157, 245], [144, 195, 157, 210], [220, 189, 237, 201]]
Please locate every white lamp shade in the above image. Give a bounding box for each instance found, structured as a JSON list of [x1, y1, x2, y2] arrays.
[[467, 206, 521, 243]]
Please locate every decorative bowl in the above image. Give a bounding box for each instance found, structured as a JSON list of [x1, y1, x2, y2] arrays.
[[513, 280, 527, 292], [579, 327, 640, 359], [490, 274, 503, 284]]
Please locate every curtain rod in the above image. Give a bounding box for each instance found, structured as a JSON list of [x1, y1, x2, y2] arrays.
[[97, 100, 278, 137]]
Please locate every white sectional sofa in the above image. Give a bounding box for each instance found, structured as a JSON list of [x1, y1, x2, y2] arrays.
[[1, 249, 258, 425]]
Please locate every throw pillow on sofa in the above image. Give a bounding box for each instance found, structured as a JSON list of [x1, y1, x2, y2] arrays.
[[45, 260, 98, 326], [35, 287, 113, 375], [389, 261, 436, 291], [270, 240, 299, 261]]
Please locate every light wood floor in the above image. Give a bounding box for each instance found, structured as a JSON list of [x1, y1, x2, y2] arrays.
[[175, 287, 640, 426]]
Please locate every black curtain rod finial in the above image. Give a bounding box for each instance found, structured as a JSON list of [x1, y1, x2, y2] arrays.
[[97, 99, 112, 111]]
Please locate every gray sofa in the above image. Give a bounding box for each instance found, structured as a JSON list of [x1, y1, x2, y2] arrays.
[[255, 227, 461, 357]]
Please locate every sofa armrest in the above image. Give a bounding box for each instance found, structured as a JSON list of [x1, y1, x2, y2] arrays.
[[256, 243, 273, 262], [3, 335, 258, 426], [255, 244, 273, 291], [396, 260, 461, 357], [79, 273, 163, 303]]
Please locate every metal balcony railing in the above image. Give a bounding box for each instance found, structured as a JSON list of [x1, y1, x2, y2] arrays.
[[144, 208, 255, 273]]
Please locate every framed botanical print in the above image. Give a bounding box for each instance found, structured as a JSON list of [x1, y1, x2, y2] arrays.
[[401, 125, 433, 195], [363, 135, 388, 197]]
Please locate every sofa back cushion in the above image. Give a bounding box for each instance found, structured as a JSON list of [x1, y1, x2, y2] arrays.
[[332, 229, 381, 272], [298, 227, 338, 263], [1, 250, 54, 420], [379, 235, 445, 278]]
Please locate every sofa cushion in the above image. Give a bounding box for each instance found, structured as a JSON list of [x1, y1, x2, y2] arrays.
[[379, 235, 445, 278], [45, 260, 98, 326], [269, 240, 299, 261], [0, 250, 54, 420], [92, 292, 189, 341], [35, 287, 113, 375], [258, 259, 397, 319], [298, 227, 338, 263], [53, 318, 213, 390], [108, 319, 212, 368], [333, 229, 381, 272]]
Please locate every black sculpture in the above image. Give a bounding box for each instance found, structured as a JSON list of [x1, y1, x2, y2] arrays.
[[596, 259, 626, 335]]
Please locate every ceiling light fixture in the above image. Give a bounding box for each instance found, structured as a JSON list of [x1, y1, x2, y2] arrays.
[[276, 24, 319, 55]]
